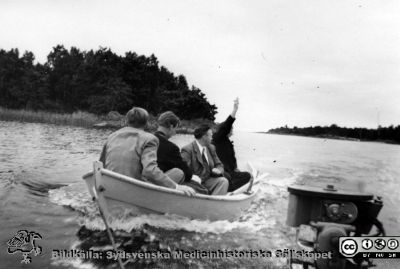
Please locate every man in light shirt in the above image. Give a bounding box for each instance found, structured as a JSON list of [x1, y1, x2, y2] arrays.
[[181, 124, 229, 195]]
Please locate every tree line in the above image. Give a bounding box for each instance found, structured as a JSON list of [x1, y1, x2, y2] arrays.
[[268, 124, 400, 144], [0, 46, 217, 120]]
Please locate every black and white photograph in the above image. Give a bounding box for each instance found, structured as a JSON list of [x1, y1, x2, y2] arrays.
[[0, 0, 399, 268]]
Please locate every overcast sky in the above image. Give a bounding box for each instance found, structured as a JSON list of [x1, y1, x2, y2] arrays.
[[1, 0, 399, 131]]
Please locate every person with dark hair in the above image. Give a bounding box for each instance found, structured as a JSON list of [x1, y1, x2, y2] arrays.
[[99, 107, 196, 196], [154, 111, 209, 194], [212, 98, 251, 192], [181, 124, 229, 195]]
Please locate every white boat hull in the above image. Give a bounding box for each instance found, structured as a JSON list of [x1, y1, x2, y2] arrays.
[[83, 164, 258, 221]]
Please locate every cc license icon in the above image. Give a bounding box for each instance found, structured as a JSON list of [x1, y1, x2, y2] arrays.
[[374, 238, 386, 250], [387, 239, 399, 250], [341, 239, 358, 256]]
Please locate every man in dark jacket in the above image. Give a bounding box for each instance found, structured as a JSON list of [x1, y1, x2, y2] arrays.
[[155, 111, 209, 194], [212, 98, 251, 191]]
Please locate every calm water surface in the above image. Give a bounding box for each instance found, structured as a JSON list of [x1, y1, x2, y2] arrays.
[[0, 121, 399, 268]]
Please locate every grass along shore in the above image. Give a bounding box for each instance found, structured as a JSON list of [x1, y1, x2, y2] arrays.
[[0, 107, 214, 134], [0, 107, 100, 128]]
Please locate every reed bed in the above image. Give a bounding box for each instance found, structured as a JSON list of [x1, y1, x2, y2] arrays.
[[0, 107, 100, 128], [0, 107, 215, 134]]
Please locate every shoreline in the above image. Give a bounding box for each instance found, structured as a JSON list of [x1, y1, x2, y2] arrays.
[[0, 107, 214, 134], [257, 132, 399, 145]]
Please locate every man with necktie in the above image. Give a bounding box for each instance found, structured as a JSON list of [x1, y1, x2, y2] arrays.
[[181, 124, 229, 195]]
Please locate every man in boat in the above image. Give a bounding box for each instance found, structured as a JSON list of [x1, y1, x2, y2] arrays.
[[181, 125, 229, 195], [99, 107, 196, 196], [212, 98, 251, 192], [154, 111, 209, 194]]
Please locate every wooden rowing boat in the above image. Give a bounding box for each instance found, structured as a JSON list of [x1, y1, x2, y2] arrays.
[[82, 162, 259, 221]]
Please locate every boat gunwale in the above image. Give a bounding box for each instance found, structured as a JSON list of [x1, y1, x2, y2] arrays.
[[82, 170, 258, 202]]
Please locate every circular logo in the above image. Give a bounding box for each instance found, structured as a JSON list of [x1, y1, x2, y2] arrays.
[[374, 238, 386, 250], [362, 239, 373, 250], [341, 239, 358, 256], [387, 239, 399, 250]]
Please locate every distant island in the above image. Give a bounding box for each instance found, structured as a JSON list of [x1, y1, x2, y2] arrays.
[[265, 124, 400, 144], [0, 45, 217, 132]]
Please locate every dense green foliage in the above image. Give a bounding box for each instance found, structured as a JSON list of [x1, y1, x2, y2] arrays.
[[268, 124, 400, 144], [0, 46, 217, 120]]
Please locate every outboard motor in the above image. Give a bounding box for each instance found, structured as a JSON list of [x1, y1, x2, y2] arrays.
[[286, 184, 384, 269]]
